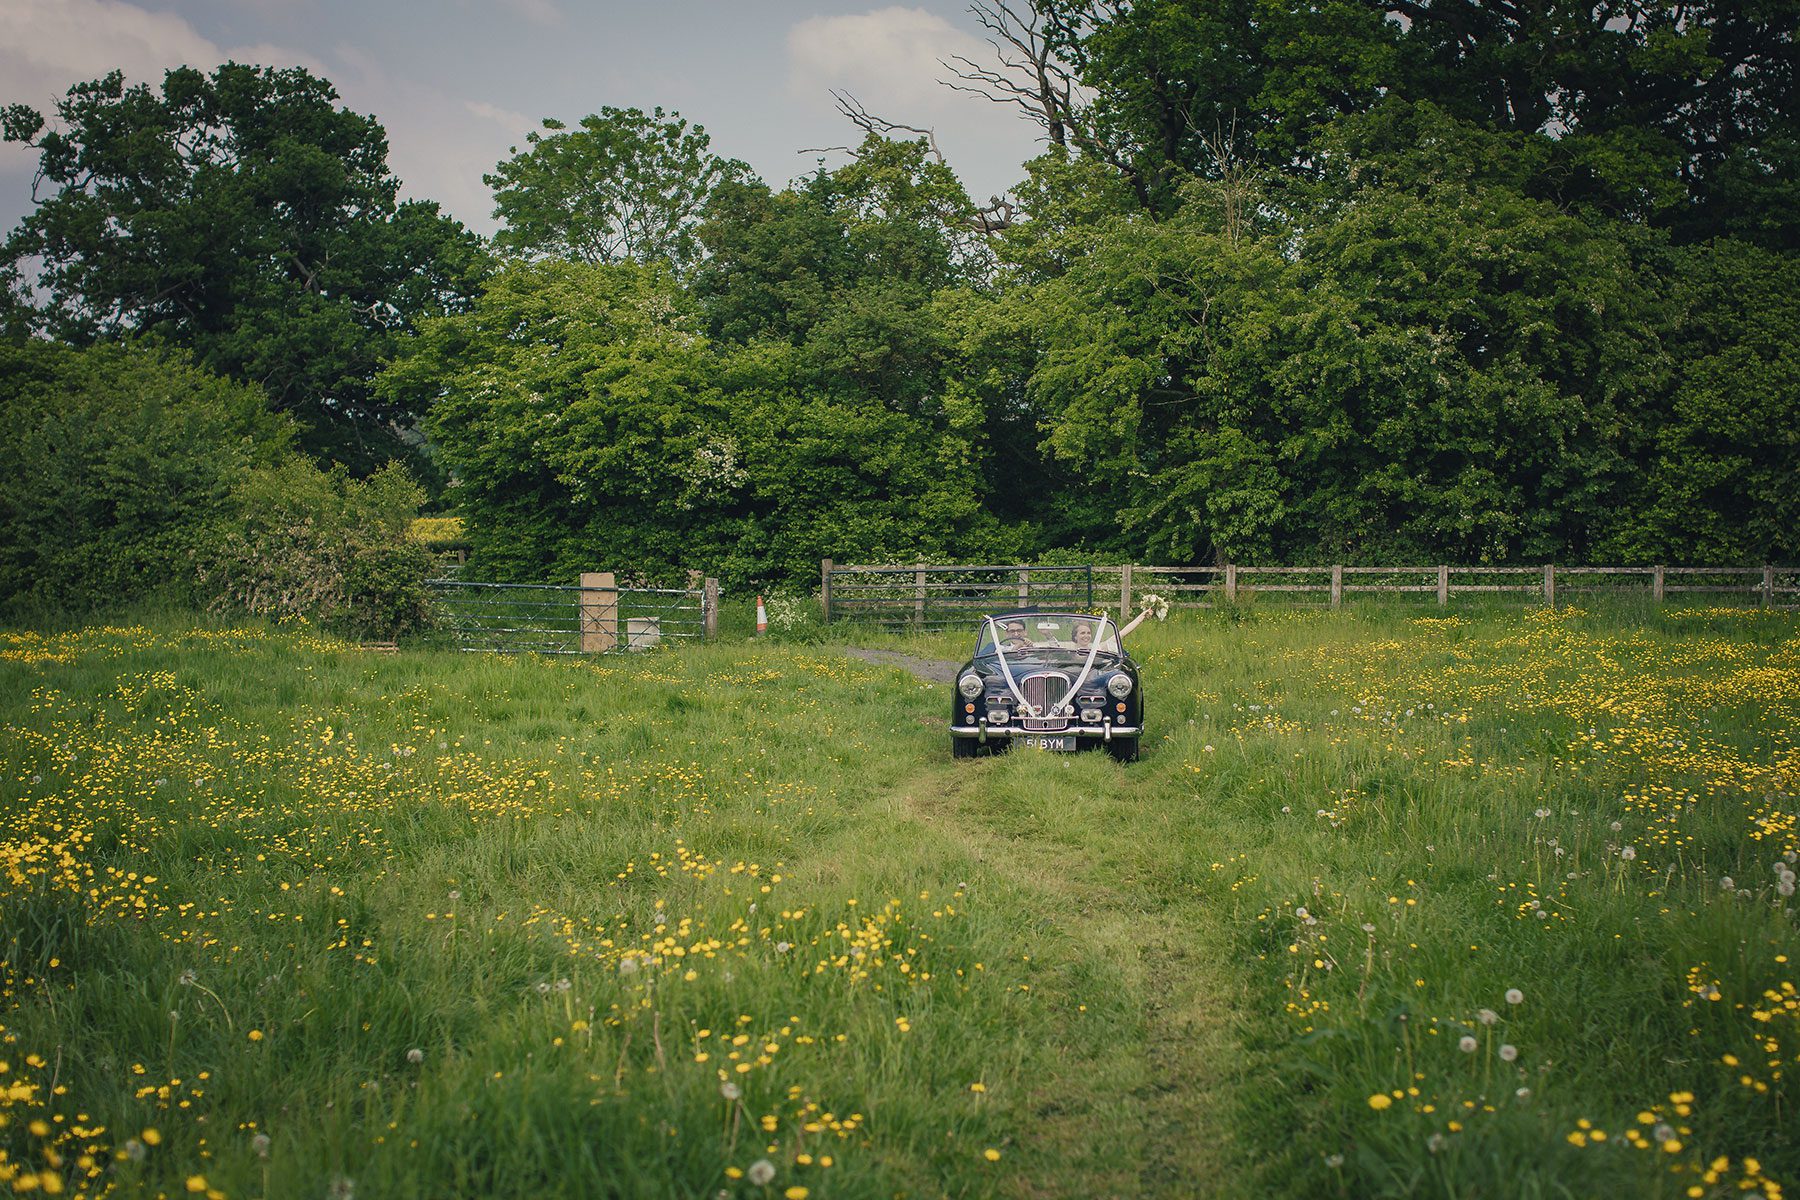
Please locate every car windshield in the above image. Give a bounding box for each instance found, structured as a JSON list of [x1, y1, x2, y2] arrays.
[[976, 614, 1122, 657]]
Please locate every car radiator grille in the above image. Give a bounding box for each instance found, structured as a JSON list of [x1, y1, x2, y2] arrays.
[[1019, 672, 1070, 730]]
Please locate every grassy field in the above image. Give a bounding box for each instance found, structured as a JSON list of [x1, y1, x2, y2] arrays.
[[2, 603, 1796, 1198]]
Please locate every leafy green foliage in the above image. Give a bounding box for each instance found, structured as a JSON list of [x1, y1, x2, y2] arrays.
[[1602, 239, 1800, 563], [1, 64, 490, 472], [0, 341, 433, 635], [201, 461, 437, 638], [404, 143, 1028, 589], [0, 341, 288, 614], [486, 107, 748, 269]]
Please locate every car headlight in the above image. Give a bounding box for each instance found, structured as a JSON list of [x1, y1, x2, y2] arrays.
[[958, 673, 984, 699], [1106, 673, 1134, 699]]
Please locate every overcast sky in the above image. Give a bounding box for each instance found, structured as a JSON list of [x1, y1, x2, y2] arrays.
[[0, 0, 1049, 239]]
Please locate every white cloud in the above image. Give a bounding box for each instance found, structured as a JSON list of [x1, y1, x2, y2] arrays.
[[0, 0, 323, 226], [464, 100, 537, 141], [497, 0, 562, 28], [0, 0, 217, 93], [0, 0, 322, 105], [787, 6, 989, 111]]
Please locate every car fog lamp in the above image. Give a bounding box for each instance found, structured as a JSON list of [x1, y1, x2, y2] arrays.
[[1106, 673, 1134, 698], [958, 673, 984, 699]]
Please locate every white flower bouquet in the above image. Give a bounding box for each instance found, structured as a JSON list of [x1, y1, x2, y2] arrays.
[[1138, 591, 1171, 621]]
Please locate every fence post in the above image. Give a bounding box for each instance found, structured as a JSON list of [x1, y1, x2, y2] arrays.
[[1764, 564, 1775, 608], [1121, 563, 1134, 617], [1438, 565, 1449, 607], [1544, 563, 1556, 609], [1653, 565, 1665, 603], [1331, 564, 1343, 609], [1019, 568, 1029, 607], [820, 559, 833, 624], [703, 577, 719, 639], [1225, 563, 1238, 603], [914, 565, 926, 628], [579, 572, 618, 653]]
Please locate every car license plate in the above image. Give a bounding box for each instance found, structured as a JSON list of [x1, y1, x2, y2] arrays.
[[1020, 735, 1075, 752]]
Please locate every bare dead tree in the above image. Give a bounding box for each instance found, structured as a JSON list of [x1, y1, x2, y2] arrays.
[[940, 0, 1155, 209], [801, 91, 1018, 235], [940, 0, 1078, 146], [800, 91, 949, 164]]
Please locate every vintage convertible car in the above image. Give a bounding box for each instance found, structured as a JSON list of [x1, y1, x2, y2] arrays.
[[949, 610, 1143, 761]]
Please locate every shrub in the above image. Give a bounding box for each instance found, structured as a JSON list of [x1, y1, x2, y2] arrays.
[[0, 340, 435, 637], [761, 591, 825, 642], [408, 516, 468, 549], [199, 461, 436, 639], [0, 341, 290, 616]]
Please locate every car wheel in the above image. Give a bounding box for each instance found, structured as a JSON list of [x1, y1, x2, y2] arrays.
[[1106, 737, 1139, 763], [951, 735, 979, 759]]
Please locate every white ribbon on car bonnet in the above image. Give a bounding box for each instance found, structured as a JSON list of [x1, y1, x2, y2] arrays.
[[985, 616, 1109, 721], [984, 616, 1038, 716]]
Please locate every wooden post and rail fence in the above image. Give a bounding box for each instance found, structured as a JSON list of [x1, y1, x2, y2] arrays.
[[819, 560, 1798, 628]]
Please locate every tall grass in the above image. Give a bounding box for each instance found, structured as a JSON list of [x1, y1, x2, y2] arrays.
[[1, 603, 1794, 1198]]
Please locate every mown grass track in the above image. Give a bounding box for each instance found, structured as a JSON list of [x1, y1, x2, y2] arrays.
[[2, 604, 1797, 1198]]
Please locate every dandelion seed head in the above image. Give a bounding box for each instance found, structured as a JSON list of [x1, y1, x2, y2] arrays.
[[1459, 1035, 1478, 1053], [1499, 1044, 1518, 1062], [747, 1160, 776, 1186], [1505, 988, 1524, 1005]]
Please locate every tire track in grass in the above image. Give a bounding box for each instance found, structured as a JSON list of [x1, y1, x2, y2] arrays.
[[884, 755, 1251, 1199]]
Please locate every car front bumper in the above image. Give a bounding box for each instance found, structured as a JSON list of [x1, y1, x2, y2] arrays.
[[950, 721, 1141, 742]]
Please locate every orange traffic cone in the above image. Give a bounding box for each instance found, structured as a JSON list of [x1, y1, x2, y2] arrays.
[[755, 595, 768, 635]]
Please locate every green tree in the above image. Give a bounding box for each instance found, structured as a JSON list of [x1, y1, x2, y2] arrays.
[[1602, 239, 1800, 563], [383, 260, 745, 582], [0, 341, 435, 634], [1, 64, 490, 471], [1032, 0, 1795, 242], [0, 341, 289, 614], [396, 140, 1023, 588], [486, 107, 748, 269], [1005, 112, 1670, 566]]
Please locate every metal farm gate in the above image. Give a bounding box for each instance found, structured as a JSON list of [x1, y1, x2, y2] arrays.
[[429, 575, 711, 654], [821, 562, 1094, 631]]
